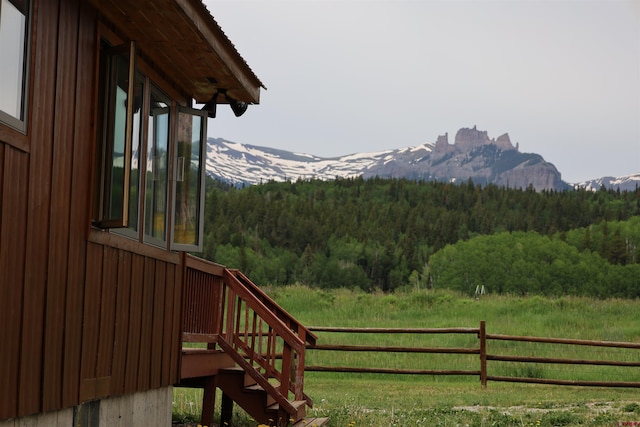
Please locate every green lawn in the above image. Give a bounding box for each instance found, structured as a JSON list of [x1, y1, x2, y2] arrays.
[[174, 287, 640, 426]]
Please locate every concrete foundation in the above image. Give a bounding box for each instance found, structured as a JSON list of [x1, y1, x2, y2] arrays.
[[0, 387, 173, 427]]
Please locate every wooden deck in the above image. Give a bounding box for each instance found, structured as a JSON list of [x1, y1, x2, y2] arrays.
[[178, 255, 326, 426]]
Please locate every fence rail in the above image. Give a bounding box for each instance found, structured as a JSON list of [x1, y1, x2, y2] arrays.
[[306, 321, 640, 389]]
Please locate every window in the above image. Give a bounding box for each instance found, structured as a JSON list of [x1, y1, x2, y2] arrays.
[[94, 38, 208, 253], [172, 107, 207, 251], [0, 0, 30, 131], [94, 42, 136, 228], [144, 86, 170, 245], [117, 72, 145, 239]]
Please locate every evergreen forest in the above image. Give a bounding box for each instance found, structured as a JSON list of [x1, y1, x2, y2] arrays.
[[200, 177, 640, 298]]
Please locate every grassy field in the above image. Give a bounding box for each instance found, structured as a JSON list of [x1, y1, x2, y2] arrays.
[[174, 286, 640, 426]]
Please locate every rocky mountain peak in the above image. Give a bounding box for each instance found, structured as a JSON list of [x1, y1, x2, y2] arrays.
[[433, 127, 518, 156], [495, 133, 517, 151], [205, 127, 581, 191], [454, 125, 492, 150], [433, 132, 454, 156]]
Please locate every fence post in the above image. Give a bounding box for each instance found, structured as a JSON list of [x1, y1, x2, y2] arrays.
[[480, 320, 487, 388]]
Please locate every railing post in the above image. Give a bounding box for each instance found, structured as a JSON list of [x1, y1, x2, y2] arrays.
[[225, 287, 236, 340], [293, 329, 307, 400], [281, 342, 292, 399], [479, 320, 487, 388], [209, 276, 223, 350]]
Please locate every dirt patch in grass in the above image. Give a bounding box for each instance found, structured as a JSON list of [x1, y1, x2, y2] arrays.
[[453, 400, 617, 415]]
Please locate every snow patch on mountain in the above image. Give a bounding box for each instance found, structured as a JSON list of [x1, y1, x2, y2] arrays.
[[205, 138, 395, 185], [574, 174, 640, 192], [205, 134, 638, 192]]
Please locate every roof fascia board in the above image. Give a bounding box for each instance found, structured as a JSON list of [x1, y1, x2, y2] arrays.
[[174, 0, 263, 104]]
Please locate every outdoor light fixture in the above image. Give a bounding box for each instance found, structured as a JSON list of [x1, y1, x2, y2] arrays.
[[201, 89, 248, 118], [229, 98, 248, 117], [201, 91, 219, 118]]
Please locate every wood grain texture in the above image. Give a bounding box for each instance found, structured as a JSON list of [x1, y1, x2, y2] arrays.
[[0, 147, 29, 419]]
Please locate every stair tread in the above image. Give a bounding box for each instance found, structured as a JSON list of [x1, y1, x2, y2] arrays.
[[244, 383, 264, 392], [292, 417, 330, 427], [219, 366, 245, 374], [266, 400, 307, 411], [181, 347, 223, 355]]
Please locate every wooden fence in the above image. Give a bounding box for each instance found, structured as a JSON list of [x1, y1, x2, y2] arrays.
[[306, 321, 640, 388]]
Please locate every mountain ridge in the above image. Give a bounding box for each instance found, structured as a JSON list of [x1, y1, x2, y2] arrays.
[[205, 126, 638, 191]]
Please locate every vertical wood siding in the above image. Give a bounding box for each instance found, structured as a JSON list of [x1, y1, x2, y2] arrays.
[[41, 0, 81, 412], [0, 0, 183, 420], [0, 146, 29, 419], [62, 0, 95, 410], [18, 0, 59, 417]]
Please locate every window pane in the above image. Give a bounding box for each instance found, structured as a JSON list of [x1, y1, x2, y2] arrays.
[[144, 88, 170, 242], [95, 41, 136, 229], [173, 109, 205, 248], [0, 0, 27, 122], [125, 74, 144, 233], [108, 55, 131, 219]]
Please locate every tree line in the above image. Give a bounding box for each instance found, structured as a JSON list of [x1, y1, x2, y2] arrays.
[[200, 176, 640, 297]]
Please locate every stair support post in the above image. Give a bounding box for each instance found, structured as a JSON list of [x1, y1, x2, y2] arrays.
[[201, 376, 216, 427], [220, 392, 234, 426]]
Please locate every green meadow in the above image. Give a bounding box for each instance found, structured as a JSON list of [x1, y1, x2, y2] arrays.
[[174, 287, 640, 426]]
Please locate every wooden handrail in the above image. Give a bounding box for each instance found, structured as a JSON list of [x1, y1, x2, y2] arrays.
[[217, 336, 298, 415], [182, 254, 311, 407], [223, 269, 305, 353], [184, 253, 226, 275], [184, 254, 310, 349], [222, 269, 309, 403], [231, 269, 318, 346]]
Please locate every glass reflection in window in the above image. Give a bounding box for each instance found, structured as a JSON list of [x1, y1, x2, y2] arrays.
[[0, 0, 29, 128], [144, 87, 170, 243], [173, 109, 205, 248], [125, 74, 144, 233]]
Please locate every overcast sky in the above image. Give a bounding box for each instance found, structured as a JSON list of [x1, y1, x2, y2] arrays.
[[204, 0, 640, 183]]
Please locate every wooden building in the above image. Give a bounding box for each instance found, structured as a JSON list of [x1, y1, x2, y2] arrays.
[[0, 1, 323, 426]]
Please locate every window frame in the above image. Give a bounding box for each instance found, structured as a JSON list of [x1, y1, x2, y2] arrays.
[[0, 0, 32, 134], [93, 31, 209, 254], [111, 71, 146, 241], [93, 41, 137, 229], [170, 106, 207, 253], [142, 84, 172, 248]]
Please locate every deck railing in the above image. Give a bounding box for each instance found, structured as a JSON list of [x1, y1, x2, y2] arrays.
[[182, 254, 315, 406]]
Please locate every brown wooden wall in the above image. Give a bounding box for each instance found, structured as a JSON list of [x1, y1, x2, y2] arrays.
[[0, 0, 183, 420]]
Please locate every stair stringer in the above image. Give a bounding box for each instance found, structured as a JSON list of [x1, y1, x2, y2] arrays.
[[217, 337, 306, 426]]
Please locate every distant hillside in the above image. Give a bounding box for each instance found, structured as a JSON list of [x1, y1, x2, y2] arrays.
[[206, 126, 634, 191], [574, 174, 640, 192], [202, 178, 640, 294]]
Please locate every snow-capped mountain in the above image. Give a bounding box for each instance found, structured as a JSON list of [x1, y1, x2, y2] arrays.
[[574, 174, 640, 192], [205, 127, 635, 192], [205, 138, 393, 184]]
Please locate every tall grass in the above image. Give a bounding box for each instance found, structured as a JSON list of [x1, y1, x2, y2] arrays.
[[270, 286, 640, 383], [174, 287, 640, 426]]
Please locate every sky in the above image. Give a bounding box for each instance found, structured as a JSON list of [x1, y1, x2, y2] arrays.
[[203, 0, 640, 184]]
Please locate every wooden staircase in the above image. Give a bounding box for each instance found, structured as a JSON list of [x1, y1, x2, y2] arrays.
[[216, 366, 307, 425], [178, 255, 328, 426]]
